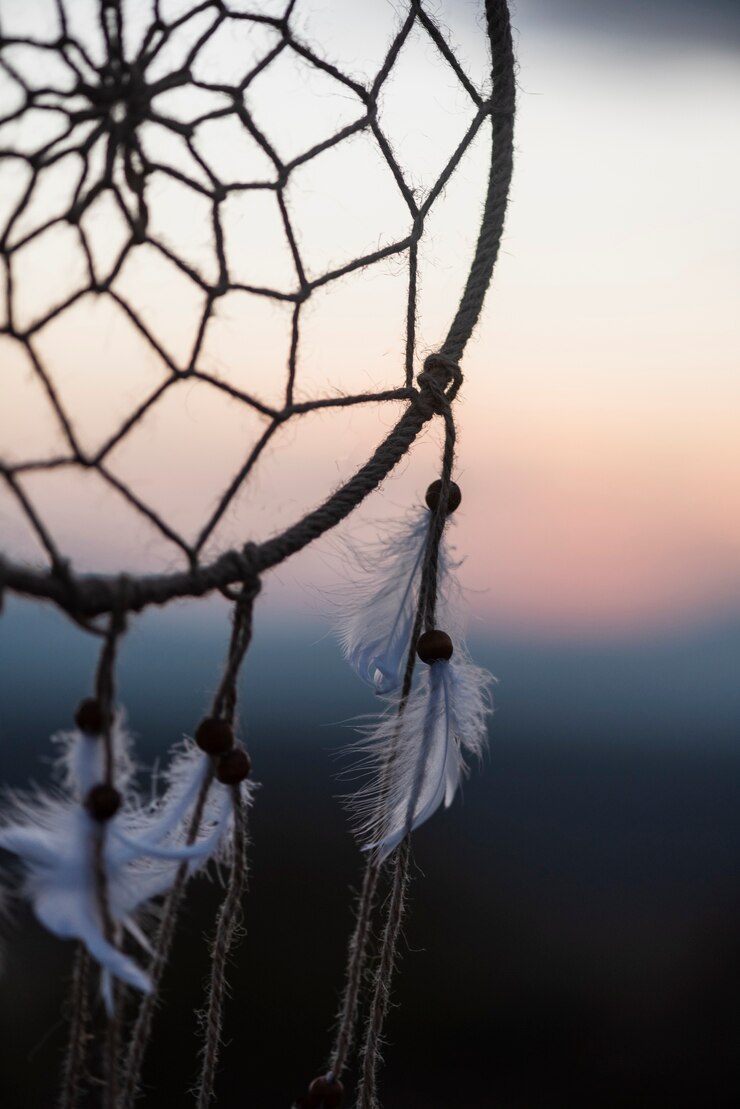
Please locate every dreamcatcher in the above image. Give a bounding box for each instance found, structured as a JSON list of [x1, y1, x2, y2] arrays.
[[0, 1, 515, 1105]]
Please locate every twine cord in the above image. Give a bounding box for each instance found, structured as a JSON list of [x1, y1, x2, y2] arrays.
[[58, 945, 92, 1109], [121, 580, 260, 1109]]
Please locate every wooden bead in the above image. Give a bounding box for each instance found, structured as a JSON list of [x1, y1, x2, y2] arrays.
[[75, 698, 104, 735], [195, 716, 234, 756], [417, 629, 453, 663], [216, 747, 251, 785], [85, 783, 122, 822], [425, 479, 461, 514], [307, 1075, 344, 1108]]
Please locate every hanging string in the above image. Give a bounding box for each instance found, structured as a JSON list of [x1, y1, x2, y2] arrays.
[[195, 579, 259, 1108], [54, 605, 127, 1109], [320, 360, 458, 1108], [355, 839, 412, 1109], [119, 763, 216, 1109], [329, 861, 382, 1082], [93, 609, 127, 1109], [120, 574, 260, 1109], [58, 946, 92, 1109], [353, 390, 456, 1108]]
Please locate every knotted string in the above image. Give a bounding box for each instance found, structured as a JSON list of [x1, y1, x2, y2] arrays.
[[325, 354, 458, 1106], [120, 574, 260, 1109], [195, 576, 260, 1109]]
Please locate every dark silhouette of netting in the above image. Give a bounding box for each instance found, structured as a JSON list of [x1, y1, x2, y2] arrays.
[[0, 1, 515, 1105], [0, 0, 514, 623]]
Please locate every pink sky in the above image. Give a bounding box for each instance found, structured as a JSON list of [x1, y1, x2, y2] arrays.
[[1, 3, 738, 639]]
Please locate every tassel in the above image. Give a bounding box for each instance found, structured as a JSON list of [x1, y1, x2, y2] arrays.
[[0, 723, 244, 1005], [351, 640, 492, 862], [335, 510, 457, 696]]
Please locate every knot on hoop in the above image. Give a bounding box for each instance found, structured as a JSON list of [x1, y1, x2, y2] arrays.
[[239, 543, 262, 598], [216, 543, 262, 602], [417, 354, 463, 415]]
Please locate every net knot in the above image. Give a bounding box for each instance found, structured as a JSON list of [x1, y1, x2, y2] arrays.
[[417, 354, 463, 414]]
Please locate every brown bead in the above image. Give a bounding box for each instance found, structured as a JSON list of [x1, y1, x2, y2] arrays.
[[307, 1075, 344, 1108], [216, 747, 251, 785], [75, 698, 104, 735], [417, 629, 453, 664], [85, 783, 122, 822], [425, 479, 462, 514], [195, 716, 234, 756]]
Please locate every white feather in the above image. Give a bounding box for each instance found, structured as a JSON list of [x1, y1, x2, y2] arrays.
[[336, 512, 457, 695], [350, 650, 492, 862], [53, 715, 136, 800], [0, 727, 250, 1008]]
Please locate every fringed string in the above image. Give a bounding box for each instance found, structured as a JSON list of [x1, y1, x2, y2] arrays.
[[329, 860, 382, 1080], [195, 786, 249, 1109], [121, 578, 260, 1109], [119, 766, 215, 1109], [102, 982, 121, 1109], [355, 840, 412, 1109], [94, 610, 126, 1109], [194, 579, 259, 1106], [58, 945, 92, 1109]]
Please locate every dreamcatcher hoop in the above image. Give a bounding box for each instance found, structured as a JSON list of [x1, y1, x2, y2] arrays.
[[0, 1, 516, 1106]]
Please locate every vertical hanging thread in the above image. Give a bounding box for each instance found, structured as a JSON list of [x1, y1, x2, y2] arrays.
[[329, 861, 382, 1082], [94, 610, 126, 1109], [195, 578, 259, 1107], [355, 840, 412, 1109], [121, 575, 260, 1109], [58, 945, 92, 1109], [119, 766, 216, 1109], [353, 379, 457, 1107], [324, 357, 460, 1106]]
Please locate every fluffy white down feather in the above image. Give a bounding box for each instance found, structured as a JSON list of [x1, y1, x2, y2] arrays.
[[0, 725, 246, 1007], [350, 650, 492, 862], [336, 512, 457, 695]]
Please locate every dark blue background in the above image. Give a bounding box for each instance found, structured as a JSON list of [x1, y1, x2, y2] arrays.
[[1, 596, 739, 1106]]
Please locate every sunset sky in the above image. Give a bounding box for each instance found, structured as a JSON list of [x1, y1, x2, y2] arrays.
[[0, 0, 738, 639]]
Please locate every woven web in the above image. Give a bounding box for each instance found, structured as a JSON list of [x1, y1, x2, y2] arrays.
[[0, 0, 513, 622]]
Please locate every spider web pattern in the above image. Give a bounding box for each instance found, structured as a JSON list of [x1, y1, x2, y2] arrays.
[[0, 0, 515, 620]]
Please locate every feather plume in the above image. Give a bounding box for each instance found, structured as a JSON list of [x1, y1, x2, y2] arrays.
[[350, 650, 492, 862], [0, 725, 248, 1007], [53, 717, 136, 800], [336, 512, 456, 695]]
